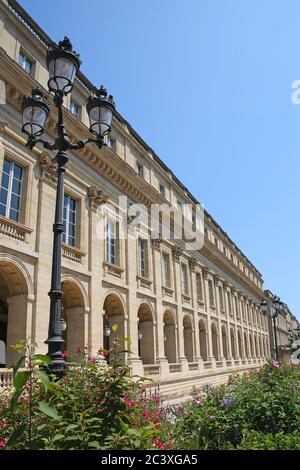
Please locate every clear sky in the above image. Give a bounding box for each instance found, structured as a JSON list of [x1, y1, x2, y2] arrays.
[[18, 0, 300, 319]]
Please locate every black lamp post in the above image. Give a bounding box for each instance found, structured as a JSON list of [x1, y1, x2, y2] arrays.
[[261, 296, 283, 361], [21, 37, 115, 376]]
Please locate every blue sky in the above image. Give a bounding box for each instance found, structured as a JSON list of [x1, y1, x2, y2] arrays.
[[19, 0, 300, 318]]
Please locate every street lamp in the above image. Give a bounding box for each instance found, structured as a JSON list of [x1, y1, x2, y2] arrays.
[[21, 37, 115, 377], [261, 296, 283, 361]]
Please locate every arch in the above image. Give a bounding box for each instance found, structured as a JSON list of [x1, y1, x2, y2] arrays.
[[0, 258, 30, 366], [61, 274, 88, 309], [103, 292, 126, 363], [211, 322, 219, 360], [230, 328, 236, 359], [62, 279, 86, 355], [199, 319, 207, 360], [138, 303, 155, 364], [221, 325, 228, 360], [183, 314, 194, 362], [163, 309, 177, 363]]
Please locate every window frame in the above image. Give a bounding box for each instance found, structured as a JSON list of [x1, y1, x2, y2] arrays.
[[138, 238, 148, 278], [162, 251, 171, 288], [63, 194, 77, 247], [0, 158, 23, 222], [18, 49, 34, 75]]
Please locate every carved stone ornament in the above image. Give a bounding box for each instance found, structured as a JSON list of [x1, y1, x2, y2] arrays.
[[39, 153, 57, 182], [87, 185, 109, 209], [151, 235, 162, 249], [189, 256, 197, 272], [172, 245, 183, 260]]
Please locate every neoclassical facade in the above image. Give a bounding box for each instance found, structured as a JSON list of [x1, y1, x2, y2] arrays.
[[0, 0, 269, 396]]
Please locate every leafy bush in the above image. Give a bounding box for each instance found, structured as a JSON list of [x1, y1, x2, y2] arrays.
[[0, 339, 171, 450], [172, 361, 300, 450]]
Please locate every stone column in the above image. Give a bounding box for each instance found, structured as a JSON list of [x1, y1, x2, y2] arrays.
[[203, 268, 216, 368], [215, 277, 225, 366], [6, 294, 28, 365]]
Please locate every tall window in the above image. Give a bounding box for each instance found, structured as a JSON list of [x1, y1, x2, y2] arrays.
[[227, 291, 232, 314], [138, 239, 148, 277], [0, 159, 23, 222], [18, 51, 33, 75], [136, 162, 144, 177], [159, 183, 165, 198], [162, 252, 170, 287], [181, 264, 189, 296], [107, 137, 116, 151], [63, 195, 76, 246], [208, 279, 215, 307], [218, 285, 225, 311], [196, 273, 203, 301], [69, 100, 80, 118], [106, 219, 118, 265], [234, 297, 239, 319]]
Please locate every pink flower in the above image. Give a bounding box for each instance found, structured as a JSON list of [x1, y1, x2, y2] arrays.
[[77, 346, 82, 354], [0, 439, 7, 448], [195, 395, 205, 404], [272, 360, 280, 368], [153, 438, 165, 450], [62, 350, 70, 358]]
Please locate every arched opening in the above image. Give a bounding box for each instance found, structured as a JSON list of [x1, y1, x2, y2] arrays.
[[199, 320, 207, 360], [244, 332, 249, 358], [62, 279, 86, 355], [0, 260, 29, 366], [183, 315, 194, 362], [137, 303, 155, 364], [103, 293, 126, 363], [230, 328, 236, 359], [221, 325, 228, 359], [211, 322, 219, 360], [163, 310, 177, 363], [237, 331, 242, 358]]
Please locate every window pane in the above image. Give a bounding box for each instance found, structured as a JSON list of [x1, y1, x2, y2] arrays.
[[0, 203, 6, 217], [10, 194, 20, 211], [3, 159, 11, 174], [0, 188, 8, 206], [13, 164, 23, 181], [12, 179, 21, 195], [1, 173, 9, 190], [9, 208, 19, 222]]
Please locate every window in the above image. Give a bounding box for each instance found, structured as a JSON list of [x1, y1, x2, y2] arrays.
[[223, 245, 226, 255], [63, 195, 77, 246], [162, 252, 171, 287], [208, 279, 215, 307], [214, 237, 218, 246], [18, 51, 33, 75], [226, 291, 232, 314], [218, 285, 225, 311], [106, 219, 119, 265], [234, 297, 239, 318], [107, 137, 116, 151], [196, 273, 203, 301], [69, 100, 80, 118], [138, 238, 148, 277], [159, 183, 165, 198], [181, 263, 189, 296], [0, 159, 23, 222], [136, 162, 144, 177]]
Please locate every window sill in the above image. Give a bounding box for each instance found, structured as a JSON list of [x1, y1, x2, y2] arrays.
[[137, 275, 152, 288], [103, 261, 124, 278], [162, 285, 174, 296], [0, 215, 32, 243], [182, 294, 191, 302], [62, 243, 86, 263]]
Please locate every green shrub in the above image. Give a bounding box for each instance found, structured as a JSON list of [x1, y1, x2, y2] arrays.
[[172, 361, 300, 450]]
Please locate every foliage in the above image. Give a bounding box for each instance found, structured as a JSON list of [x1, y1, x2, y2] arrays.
[[0, 338, 170, 450], [172, 361, 300, 450]]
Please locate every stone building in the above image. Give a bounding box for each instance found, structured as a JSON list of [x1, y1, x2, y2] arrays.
[[0, 0, 269, 397], [264, 290, 300, 362]]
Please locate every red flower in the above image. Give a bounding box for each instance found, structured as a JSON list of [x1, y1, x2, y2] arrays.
[[153, 438, 165, 450], [0, 439, 7, 448], [62, 350, 70, 358], [102, 351, 109, 359], [77, 346, 82, 354]]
